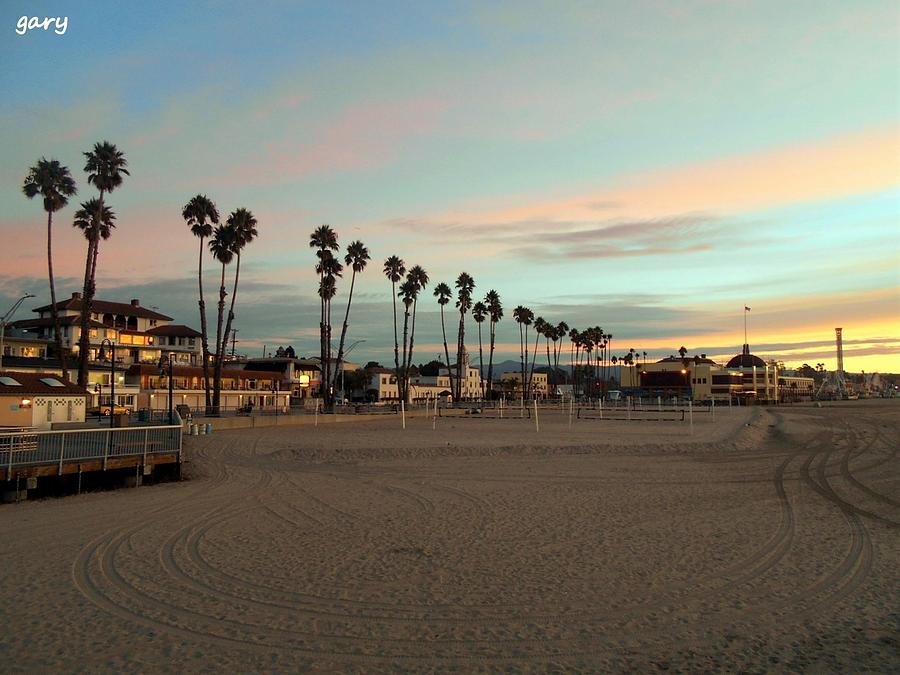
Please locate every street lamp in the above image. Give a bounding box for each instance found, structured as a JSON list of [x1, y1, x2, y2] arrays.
[[97, 338, 116, 429], [336, 339, 366, 402], [157, 352, 176, 425], [272, 380, 279, 418], [0, 293, 36, 370], [94, 383, 102, 421]]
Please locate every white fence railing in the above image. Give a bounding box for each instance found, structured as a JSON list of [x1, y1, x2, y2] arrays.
[[1, 423, 182, 475]]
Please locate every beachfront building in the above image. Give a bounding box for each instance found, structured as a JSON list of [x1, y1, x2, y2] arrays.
[[0, 371, 86, 429], [499, 371, 549, 400], [126, 364, 289, 415], [441, 351, 484, 400], [10, 293, 203, 367], [367, 367, 399, 402], [408, 374, 452, 403], [225, 357, 321, 403], [619, 347, 814, 403]]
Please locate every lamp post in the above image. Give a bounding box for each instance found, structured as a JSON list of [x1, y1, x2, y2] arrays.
[[336, 339, 366, 403], [157, 352, 175, 425], [94, 383, 102, 421], [97, 338, 116, 429], [272, 381, 279, 418], [0, 293, 36, 371]]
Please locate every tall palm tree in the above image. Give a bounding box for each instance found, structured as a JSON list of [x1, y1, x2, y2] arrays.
[[484, 290, 503, 400], [77, 141, 128, 385], [553, 321, 569, 394], [182, 194, 220, 409], [398, 278, 416, 403], [73, 200, 116, 302], [316, 251, 343, 408], [208, 224, 235, 412], [383, 256, 406, 387], [433, 282, 454, 397], [513, 306, 533, 400], [453, 272, 475, 400], [404, 265, 429, 399], [23, 158, 77, 376], [220, 207, 258, 377], [334, 240, 370, 391], [472, 301, 487, 400], [530, 317, 547, 397], [310, 225, 339, 405]]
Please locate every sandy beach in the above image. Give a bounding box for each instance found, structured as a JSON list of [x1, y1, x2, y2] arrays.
[[1, 400, 897, 672]]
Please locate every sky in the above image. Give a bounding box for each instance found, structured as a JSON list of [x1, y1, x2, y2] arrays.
[[1, 0, 898, 372]]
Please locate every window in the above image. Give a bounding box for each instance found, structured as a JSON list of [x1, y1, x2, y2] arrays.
[[0, 376, 22, 386], [149, 319, 157, 327], [40, 378, 65, 387], [90, 328, 98, 338], [189, 338, 196, 346]]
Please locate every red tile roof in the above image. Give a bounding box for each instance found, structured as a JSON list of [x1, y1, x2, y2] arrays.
[[146, 325, 202, 338], [0, 371, 87, 396], [33, 295, 172, 321]]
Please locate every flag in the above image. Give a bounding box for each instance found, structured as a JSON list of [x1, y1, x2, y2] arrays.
[[744, 306, 751, 311]]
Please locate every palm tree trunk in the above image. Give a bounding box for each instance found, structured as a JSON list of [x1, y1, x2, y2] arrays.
[[391, 281, 400, 385], [213, 263, 227, 412], [46, 211, 68, 377], [334, 269, 357, 395], [477, 322, 485, 400], [545, 336, 552, 396], [221, 252, 241, 376], [405, 298, 419, 401], [440, 305, 454, 399], [197, 237, 212, 410], [528, 330, 540, 398], [519, 323, 525, 402], [486, 320, 496, 400], [400, 305, 410, 403], [455, 312, 465, 400], [77, 189, 104, 386]]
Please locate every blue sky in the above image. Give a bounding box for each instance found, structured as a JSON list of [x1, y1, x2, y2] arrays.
[[2, 1, 898, 370]]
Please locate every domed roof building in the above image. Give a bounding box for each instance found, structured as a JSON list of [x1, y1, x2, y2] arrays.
[[726, 345, 766, 369]]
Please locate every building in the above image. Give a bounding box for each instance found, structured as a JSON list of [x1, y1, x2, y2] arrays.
[[225, 357, 321, 402], [619, 346, 814, 403], [408, 374, 452, 402], [0, 371, 87, 429], [499, 371, 549, 399], [367, 367, 399, 402], [11, 293, 203, 367], [126, 364, 290, 414], [442, 350, 484, 400]]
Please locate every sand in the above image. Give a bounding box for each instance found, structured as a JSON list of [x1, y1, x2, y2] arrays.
[[1, 400, 897, 672]]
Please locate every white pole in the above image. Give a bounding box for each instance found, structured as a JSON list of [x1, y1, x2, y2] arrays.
[[520, 395, 524, 419], [658, 395, 661, 413], [568, 395, 573, 428], [599, 398, 603, 420], [314, 400, 319, 427], [432, 398, 437, 430], [500, 395, 504, 419], [689, 399, 693, 435], [534, 399, 539, 433], [401, 400, 406, 430]]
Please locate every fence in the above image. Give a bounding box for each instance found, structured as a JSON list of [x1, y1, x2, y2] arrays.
[[2, 420, 182, 476]]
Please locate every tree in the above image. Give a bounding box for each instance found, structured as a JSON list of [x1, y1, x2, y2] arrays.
[[552, 321, 569, 396], [472, 301, 487, 400], [219, 208, 258, 406], [182, 194, 220, 409], [208, 224, 234, 411], [513, 306, 533, 400], [454, 272, 475, 400], [284, 345, 296, 359], [383, 256, 406, 391], [334, 240, 370, 390], [403, 265, 429, 402], [484, 290, 503, 400], [530, 317, 547, 397], [433, 282, 454, 397], [310, 225, 340, 407], [23, 158, 77, 376], [77, 141, 128, 386], [73, 200, 116, 324], [418, 359, 444, 377]]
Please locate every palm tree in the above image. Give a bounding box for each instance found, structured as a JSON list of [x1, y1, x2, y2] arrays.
[[552, 321, 569, 394], [317, 251, 343, 408], [454, 273, 475, 400], [433, 282, 454, 397], [310, 225, 339, 405], [182, 194, 220, 409], [530, 317, 548, 398], [513, 306, 533, 400], [209, 224, 235, 412], [219, 208, 258, 405], [73, 200, 116, 305], [334, 240, 370, 392], [485, 290, 503, 400], [397, 277, 416, 403], [472, 301, 487, 400], [383, 256, 406, 387], [77, 141, 128, 385], [23, 158, 77, 377], [404, 265, 429, 399]]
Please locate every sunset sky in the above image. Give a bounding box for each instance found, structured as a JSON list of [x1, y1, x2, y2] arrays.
[[2, 1, 898, 372]]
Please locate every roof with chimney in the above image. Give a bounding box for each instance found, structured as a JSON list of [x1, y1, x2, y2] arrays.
[[12, 316, 107, 330], [33, 293, 173, 321]]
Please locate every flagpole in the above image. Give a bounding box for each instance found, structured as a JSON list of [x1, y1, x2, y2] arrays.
[[744, 307, 747, 346]]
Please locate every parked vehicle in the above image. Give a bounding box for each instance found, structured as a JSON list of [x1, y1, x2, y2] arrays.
[[87, 405, 131, 417]]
